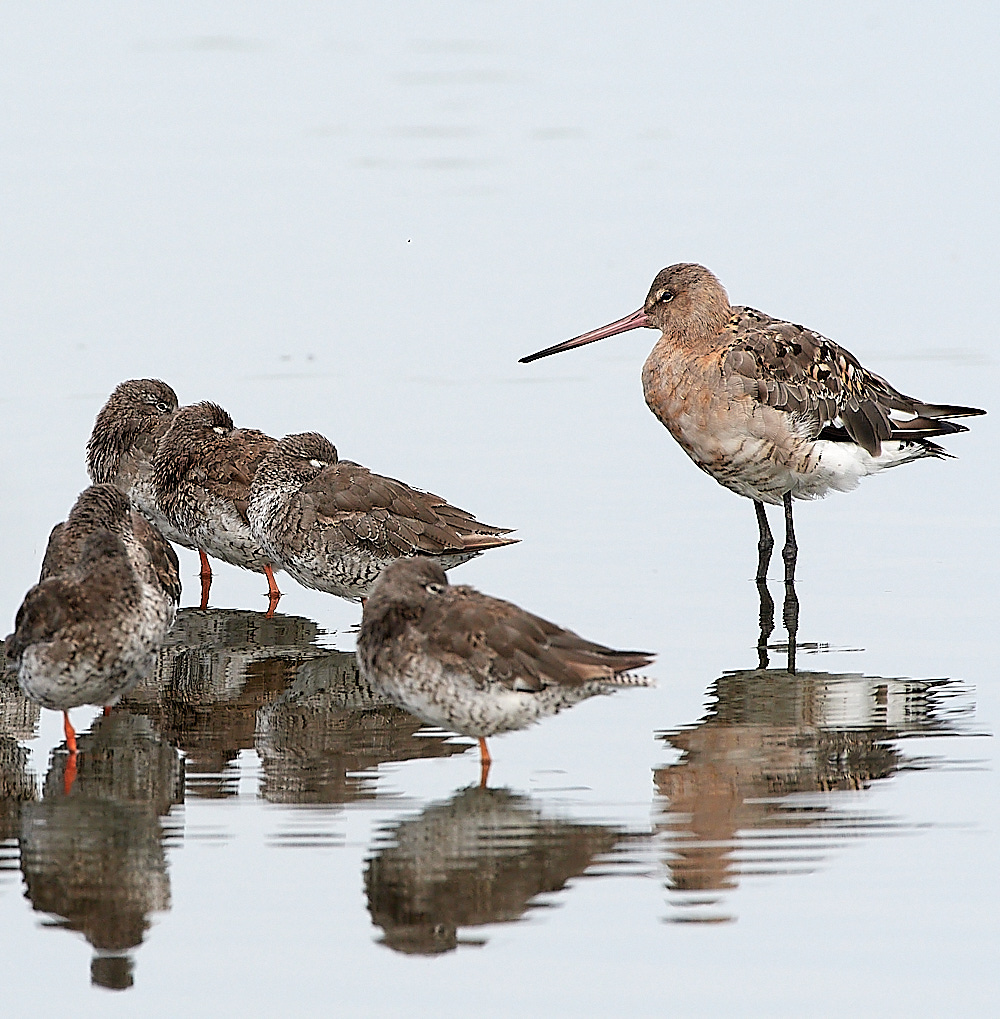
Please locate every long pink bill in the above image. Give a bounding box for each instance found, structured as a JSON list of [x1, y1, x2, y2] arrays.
[[519, 307, 651, 363]]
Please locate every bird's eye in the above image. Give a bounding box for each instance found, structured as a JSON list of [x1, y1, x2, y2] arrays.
[[659, 289, 674, 303], [156, 402, 171, 413], [425, 582, 446, 595], [309, 459, 327, 469]]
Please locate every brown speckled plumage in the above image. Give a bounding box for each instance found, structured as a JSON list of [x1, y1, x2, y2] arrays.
[[39, 485, 181, 609], [357, 558, 653, 767], [7, 486, 180, 716], [152, 402, 281, 602], [248, 432, 516, 603], [85, 379, 189, 546]]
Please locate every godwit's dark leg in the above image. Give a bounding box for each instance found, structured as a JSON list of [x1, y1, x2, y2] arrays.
[[198, 549, 213, 610], [753, 501, 775, 668], [781, 493, 797, 583], [478, 737, 492, 788], [756, 577, 774, 670], [754, 501, 774, 582], [783, 578, 799, 674], [263, 564, 282, 619], [781, 493, 799, 673]]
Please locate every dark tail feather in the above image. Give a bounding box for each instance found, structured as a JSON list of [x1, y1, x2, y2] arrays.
[[890, 416, 969, 439], [909, 402, 985, 420]]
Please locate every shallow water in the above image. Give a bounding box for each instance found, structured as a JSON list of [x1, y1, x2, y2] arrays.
[[1, 3, 998, 1015]]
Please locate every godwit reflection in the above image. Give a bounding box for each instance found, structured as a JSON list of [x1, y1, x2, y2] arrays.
[[365, 785, 629, 954], [18, 710, 182, 989], [654, 668, 976, 923]]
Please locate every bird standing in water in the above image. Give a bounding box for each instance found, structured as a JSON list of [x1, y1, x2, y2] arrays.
[[86, 378, 225, 606], [248, 432, 517, 606], [152, 402, 283, 614], [6, 485, 180, 777], [520, 263, 984, 658], [357, 557, 653, 784]]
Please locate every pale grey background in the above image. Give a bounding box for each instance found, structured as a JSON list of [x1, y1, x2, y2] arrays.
[[1, 2, 997, 1015]]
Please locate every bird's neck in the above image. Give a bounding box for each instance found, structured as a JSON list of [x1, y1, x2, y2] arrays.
[[660, 303, 732, 352]]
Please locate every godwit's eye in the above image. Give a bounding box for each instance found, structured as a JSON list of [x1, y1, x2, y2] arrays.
[[155, 402, 171, 413], [658, 289, 674, 303], [425, 583, 446, 595]]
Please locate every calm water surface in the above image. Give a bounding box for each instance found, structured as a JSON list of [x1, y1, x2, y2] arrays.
[[2, 3, 997, 1015]]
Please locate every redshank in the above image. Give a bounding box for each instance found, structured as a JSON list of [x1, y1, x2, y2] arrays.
[[357, 557, 653, 780], [86, 378, 225, 602], [6, 486, 180, 756], [86, 380, 186, 544], [520, 263, 985, 585], [39, 485, 181, 637], [247, 432, 517, 604], [152, 401, 283, 613]]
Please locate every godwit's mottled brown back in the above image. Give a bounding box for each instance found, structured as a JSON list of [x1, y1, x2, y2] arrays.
[[718, 306, 980, 457]]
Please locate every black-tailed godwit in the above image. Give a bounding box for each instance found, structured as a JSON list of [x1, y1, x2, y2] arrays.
[[521, 263, 984, 585]]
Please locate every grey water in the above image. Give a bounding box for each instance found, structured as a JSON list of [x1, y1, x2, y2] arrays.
[[1, 3, 997, 1015]]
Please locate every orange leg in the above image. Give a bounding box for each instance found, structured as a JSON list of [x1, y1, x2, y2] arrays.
[[103, 705, 112, 717], [198, 549, 213, 609], [477, 737, 492, 787], [263, 564, 282, 618], [62, 711, 78, 794], [63, 711, 78, 754], [63, 753, 78, 795]]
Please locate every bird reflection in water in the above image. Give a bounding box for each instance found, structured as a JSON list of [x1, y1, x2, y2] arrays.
[[0, 671, 40, 877], [122, 607, 324, 797], [653, 667, 976, 923], [18, 710, 182, 989], [256, 651, 466, 807], [753, 537, 801, 672], [365, 785, 631, 954], [122, 607, 466, 806]]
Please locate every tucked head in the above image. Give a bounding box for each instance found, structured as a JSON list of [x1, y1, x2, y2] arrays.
[[153, 402, 235, 486], [519, 262, 731, 362], [161, 402, 235, 445], [104, 379, 178, 419], [65, 484, 133, 532], [87, 379, 179, 482], [278, 432, 338, 465], [74, 528, 133, 574], [370, 556, 449, 601], [40, 485, 135, 581]]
